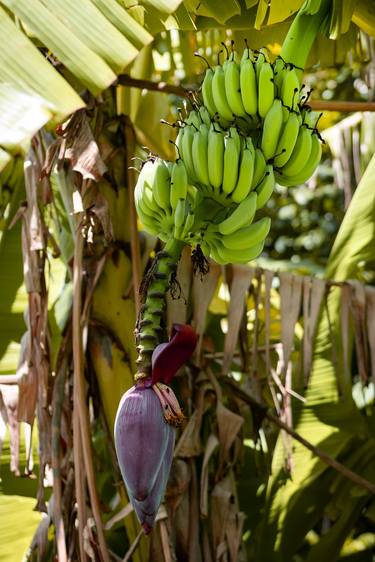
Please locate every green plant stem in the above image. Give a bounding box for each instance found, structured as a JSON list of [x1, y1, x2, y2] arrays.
[[280, 0, 331, 74], [135, 238, 184, 379]]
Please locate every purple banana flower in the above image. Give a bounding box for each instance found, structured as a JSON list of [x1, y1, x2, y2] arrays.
[[114, 324, 197, 534]]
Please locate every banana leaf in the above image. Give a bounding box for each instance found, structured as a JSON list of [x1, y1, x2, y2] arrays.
[[255, 152, 375, 560]]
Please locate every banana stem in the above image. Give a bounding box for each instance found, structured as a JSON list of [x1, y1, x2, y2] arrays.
[[135, 238, 185, 379], [280, 0, 331, 76]]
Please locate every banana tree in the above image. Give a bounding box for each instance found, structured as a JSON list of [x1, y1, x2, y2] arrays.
[[1, 1, 375, 561]]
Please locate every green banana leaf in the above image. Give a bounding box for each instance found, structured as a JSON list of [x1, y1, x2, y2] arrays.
[[255, 152, 375, 561]]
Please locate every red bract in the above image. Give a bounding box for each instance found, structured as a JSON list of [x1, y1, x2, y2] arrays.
[[151, 323, 198, 385]]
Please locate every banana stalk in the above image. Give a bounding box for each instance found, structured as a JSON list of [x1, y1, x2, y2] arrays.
[[135, 238, 184, 378]]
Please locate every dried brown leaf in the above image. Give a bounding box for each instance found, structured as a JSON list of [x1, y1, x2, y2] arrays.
[[193, 262, 221, 359], [167, 246, 192, 330], [216, 401, 244, 473], [366, 287, 375, 385], [264, 269, 274, 376], [279, 272, 303, 373], [200, 433, 219, 517], [64, 113, 107, 181], [303, 277, 326, 386], [349, 280, 369, 384], [223, 265, 254, 374]]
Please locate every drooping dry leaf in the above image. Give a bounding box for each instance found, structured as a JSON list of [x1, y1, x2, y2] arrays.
[[303, 277, 326, 386], [349, 280, 369, 384], [192, 262, 221, 359], [188, 460, 203, 562], [0, 384, 20, 474], [264, 269, 274, 376], [222, 265, 254, 374], [340, 283, 352, 387], [64, 112, 107, 181], [216, 401, 244, 473], [250, 268, 262, 377], [225, 508, 246, 562], [366, 287, 375, 384], [279, 272, 303, 374], [167, 245, 192, 330], [200, 433, 219, 517], [210, 476, 234, 559], [17, 331, 37, 425]]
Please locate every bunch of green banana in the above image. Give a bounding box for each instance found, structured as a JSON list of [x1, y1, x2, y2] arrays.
[[177, 122, 271, 206], [134, 158, 196, 242]]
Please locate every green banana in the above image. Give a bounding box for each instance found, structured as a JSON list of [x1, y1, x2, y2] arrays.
[[170, 160, 188, 209], [281, 67, 300, 110], [281, 126, 313, 177], [251, 148, 267, 189], [186, 109, 202, 130], [240, 57, 258, 117], [255, 49, 267, 79], [221, 217, 271, 250], [213, 239, 265, 264], [224, 54, 246, 117], [231, 138, 255, 203], [202, 68, 218, 118], [273, 112, 300, 168], [212, 65, 234, 122], [207, 123, 224, 190], [261, 98, 283, 161], [181, 125, 198, 183], [174, 198, 186, 239], [192, 125, 210, 186], [222, 132, 240, 194], [255, 165, 275, 209], [276, 133, 322, 186], [218, 192, 257, 235], [180, 212, 195, 240], [152, 159, 171, 211], [258, 62, 274, 118], [273, 56, 286, 94], [199, 105, 212, 127]]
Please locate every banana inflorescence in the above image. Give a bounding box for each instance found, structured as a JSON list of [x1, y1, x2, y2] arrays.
[[134, 41, 323, 266]]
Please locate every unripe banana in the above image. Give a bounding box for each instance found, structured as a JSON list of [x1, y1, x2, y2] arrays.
[[255, 165, 275, 209], [186, 109, 202, 130], [152, 159, 171, 211], [221, 217, 271, 250], [261, 99, 283, 161], [282, 126, 313, 177], [212, 66, 234, 122], [174, 198, 186, 239], [255, 49, 267, 79], [202, 68, 218, 118], [281, 67, 300, 110], [225, 55, 247, 117], [170, 160, 188, 209], [274, 112, 300, 168], [251, 148, 267, 189], [192, 126, 210, 186], [222, 133, 240, 195], [181, 125, 198, 182], [258, 62, 274, 118], [180, 212, 195, 240], [218, 192, 257, 235], [214, 239, 265, 264], [240, 57, 258, 117], [231, 138, 255, 203], [199, 105, 212, 127], [273, 57, 286, 95], [207, 123, 224, 190], [276, 133, 322, 186]]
